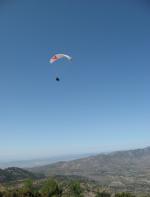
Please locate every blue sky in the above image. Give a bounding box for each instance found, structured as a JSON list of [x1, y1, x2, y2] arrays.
[[0, 0, 150, 161]]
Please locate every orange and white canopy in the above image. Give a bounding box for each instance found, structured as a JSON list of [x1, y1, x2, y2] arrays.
[[49, 54, 72, 64]]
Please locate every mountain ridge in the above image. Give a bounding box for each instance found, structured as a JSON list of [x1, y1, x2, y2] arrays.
[[29, 146, 150, 192]]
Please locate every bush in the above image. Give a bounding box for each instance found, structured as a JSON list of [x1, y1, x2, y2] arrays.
[[95, 191, 111, 197]]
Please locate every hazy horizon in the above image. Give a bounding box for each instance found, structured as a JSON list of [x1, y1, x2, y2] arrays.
[[0, 144, 149, 162], [0, 145, 150, 169], [0, 0, 150, 161]]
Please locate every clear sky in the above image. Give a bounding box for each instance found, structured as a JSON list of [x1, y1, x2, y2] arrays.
[[0, 0, 150, 161]]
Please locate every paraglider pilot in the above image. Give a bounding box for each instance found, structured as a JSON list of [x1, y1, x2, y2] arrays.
[[56, 77, 60, 81]]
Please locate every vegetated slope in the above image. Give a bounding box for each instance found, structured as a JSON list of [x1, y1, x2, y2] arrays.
[[30, 147, 150, 192], [0, 167, 36, 183]]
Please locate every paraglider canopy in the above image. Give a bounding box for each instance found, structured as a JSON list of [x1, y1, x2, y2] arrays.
[[49, 54, 72, 64]]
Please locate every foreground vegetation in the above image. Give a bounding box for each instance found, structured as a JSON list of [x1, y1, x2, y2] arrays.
[[0, 178, 149, 197]]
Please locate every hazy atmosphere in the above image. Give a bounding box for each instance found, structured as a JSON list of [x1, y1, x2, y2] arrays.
[[0, 0, 150, 161]]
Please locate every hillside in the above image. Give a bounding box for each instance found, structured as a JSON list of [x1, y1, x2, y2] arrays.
[[0, 167, 37, 183], [29, 147, 150, 193]]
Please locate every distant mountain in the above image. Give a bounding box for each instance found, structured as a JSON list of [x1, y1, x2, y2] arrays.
[[29, 146, 150, 193], [0, 167, 36, 183], [0, 153, 93, 169]]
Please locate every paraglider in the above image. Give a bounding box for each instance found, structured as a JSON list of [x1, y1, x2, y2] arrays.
[[49, 53, 72, 81], [49, 54, 72, 64]]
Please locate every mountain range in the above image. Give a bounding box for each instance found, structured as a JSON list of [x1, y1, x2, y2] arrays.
[[1, 147, 150, 193], [29, 146, 150, 193]]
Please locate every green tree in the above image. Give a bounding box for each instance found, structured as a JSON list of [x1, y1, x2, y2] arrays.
[[41, 179, 62, 197], [69, 181, 83, 197], [24, 179, 33, 191], [21, 179, 34, 197]]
